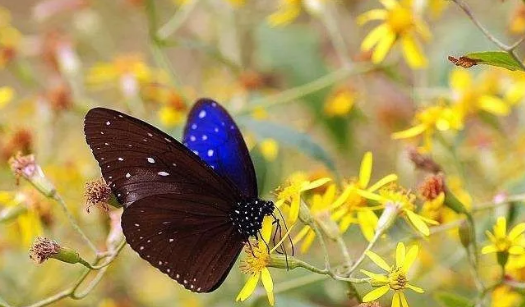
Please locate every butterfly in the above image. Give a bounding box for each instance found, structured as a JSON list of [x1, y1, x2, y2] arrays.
[[84, 98, 276, 293]]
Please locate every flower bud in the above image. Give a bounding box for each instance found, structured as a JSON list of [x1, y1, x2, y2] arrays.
[[376, 201, 401, 234], [298, 201, 314, 225], [316, 211, 340, 240], [443, 188, 468, 214], [29, 237, 87, 266], [9, 153, 56, 198], [407, 147, 441, 174], [269, 254, 299, 270], [0, 203, 27, 223], [458, 220, 472, 248], [106, 211, 123, 251]]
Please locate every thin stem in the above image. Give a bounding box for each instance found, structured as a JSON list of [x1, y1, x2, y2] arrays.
[[238, 64, 376, 115], [472, 193, 525, 212], [22, 240, 126, 307], [310, 221, 331, 271], [53, 195, 98, 254], [451, 0, 525, 70], [321, 6, 351, 68], [157, 0, 199, 40], [335, 236, 353, 267], [347, 229, 382, 275]]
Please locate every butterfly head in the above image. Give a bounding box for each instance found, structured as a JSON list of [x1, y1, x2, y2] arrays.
[[230, 198, 275, 240]]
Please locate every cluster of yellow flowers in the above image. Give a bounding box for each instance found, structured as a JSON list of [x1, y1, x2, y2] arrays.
[[394, 68, 525, 151]]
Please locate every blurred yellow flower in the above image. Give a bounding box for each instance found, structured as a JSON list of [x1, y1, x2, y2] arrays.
[[275, 173, 331, 225], [491, 285, 522, 307], [259, 138, 279, 161], [503, 71, 525, 106], [158, 105, 186, 127], [251, 106, 269, 120], [237, 216, 275, 306], [392, 104, 464, 152], [361, 242, 424, 306], [0, 191, 45, 247], [450, 68, 510, 117], [357, 0, 431, 68], [294, 184, 339, 252], [331, 152, 397, 240], [0, 6, 22, 68], [0, 86, 14, 109], [509, 4, 525, 35], [426, 0, 448, 19], [361, 184, 438, 236], [86, 54, 157, 97], [482, 217, 525, 256], [324, 88, 356, 117]]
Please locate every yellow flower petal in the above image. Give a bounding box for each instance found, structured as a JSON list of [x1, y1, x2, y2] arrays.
[[403, 245, 419, 271], [392, 292, 401, 307], [236, 273, 260, 302], [261, 216, 273, 243], [380, 0, 398, 9], [339, 214, 354, 233], [357, 9, 387, 25], [358, 210, 378, 241], [368, 174, 398, 192], [478, 95, 510, 116], [481, 245, 498, 254], [0, 86, 14, 109], [495, 217, 507, 238], [396, 242, 406, 268], [371, 29, 396, 64], [331, 186, 353, 210], [261, 268, 275, 305], [399, 292, 410, 307], [509, 246, 525, 255], [357, 189, 383, 202], [302, 178, 332, 191], [392, 124, 427, 139], [361, 24, 390, 51], [360, 269, 389, 283], [301, 230, 316, 253], [363, 285, 390, 302], [293, 226, 310, 244], [405, 210, 430, 236], [450, 69, 472, 92], [509, 223, 525, 240], [289, 193, 301, 225], [401, 34, 427, 69], [365, 250, 391, 271], [407, 283, 424, 293], [359, 152, 373, 188]]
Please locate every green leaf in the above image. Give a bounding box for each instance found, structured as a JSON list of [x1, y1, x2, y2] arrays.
[[435, 292, 473, 307], [465, 51, 524, 71], [239, 118, 338, 178]]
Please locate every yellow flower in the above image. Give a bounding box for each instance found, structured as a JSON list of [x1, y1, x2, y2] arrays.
[[259, 138, 279, 162], [357, 0, 431, 68], [158, 106, 185, 127], [331, 152, 398, 240], [426, 0, 448, 19], [324, 88, 356, 117], [491, 285, 522, 307], [509, 4, 525, 35], [503, 71, 525, 106], [482, 217, 525, 256], [450, 68, 511, 117], [392, 104, 464, 152], [0, 191, 45, 247], [361, 242, 424, 307], [293, 184, 337, 252], [275, 173, 331, 225], [360, 184, 438, 236], [86, 54, 158, 97], [0, 86, 14, 109], [236, 216, 275, 305]]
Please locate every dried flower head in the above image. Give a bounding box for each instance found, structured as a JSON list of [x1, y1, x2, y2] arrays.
[[1, 128, 33, 161], [9, 153, 39, 182], [29, 237, 60, 264], [358, 303, 382, 307], [419, 174, 445, 201], [85, 177, 112, 212], [407, 147, 441, 174], [448, 56, 480, 68]]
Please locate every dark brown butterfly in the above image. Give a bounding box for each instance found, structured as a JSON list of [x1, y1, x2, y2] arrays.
[[84, 99, 275, 292]]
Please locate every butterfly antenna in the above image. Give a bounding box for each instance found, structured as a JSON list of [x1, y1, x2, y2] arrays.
[[276, 206, 295, 257], [246, 239, 256, 258], [273, 210, 290, 270]]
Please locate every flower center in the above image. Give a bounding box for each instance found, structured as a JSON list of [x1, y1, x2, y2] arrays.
[[388, 268, 407, 291], [495, 238, 512, 252], [387, 6, 414, 34], [240, 242, 270, 275]]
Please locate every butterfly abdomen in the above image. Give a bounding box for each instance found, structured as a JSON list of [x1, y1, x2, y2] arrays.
[[230, 199, 274, 239]]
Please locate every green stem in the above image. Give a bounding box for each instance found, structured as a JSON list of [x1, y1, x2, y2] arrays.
[[321, 6, 351, 68], [336, 236, 353, 267], [53, 195, 98, 254], [157, 0, 200, 40], [472, 193, 525, 212], [347, 228, 382, 275], [238, 64, 376, 115]]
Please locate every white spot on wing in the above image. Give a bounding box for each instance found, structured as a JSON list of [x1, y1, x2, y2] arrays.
[[126, 173, 131, 178], [106, 121, 110, 125], [158, 171, 169, 176], [198, 110, 206, 118], [190, 135, 196, 141], [207, 149, 214, 157], [118, 157, 124, 161], [147, 157, 155, 163], [191, 124, 197, 130], [202, 135, 208, 140]]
